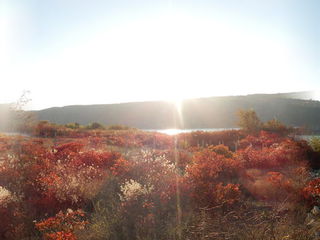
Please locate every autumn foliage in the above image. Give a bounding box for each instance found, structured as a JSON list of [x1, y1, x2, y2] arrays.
[[35, 209, 87, 240], [0, 126, 317, 239]]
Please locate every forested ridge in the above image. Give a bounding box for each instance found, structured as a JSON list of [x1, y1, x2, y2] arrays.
[[34, 92, 320, 130], [1, 92, 319, 131]]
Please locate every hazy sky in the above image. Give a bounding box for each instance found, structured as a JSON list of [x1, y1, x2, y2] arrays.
[[1, 0, 319, 110]]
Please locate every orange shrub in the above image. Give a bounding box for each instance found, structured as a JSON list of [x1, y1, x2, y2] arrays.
[[185, 147, 241, 207], [35, 209, 87, 240], [303, 178, 320, 204]]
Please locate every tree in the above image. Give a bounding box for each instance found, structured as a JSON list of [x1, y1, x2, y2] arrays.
[[9, 90, 36, 133], [237, 109, 262, 134]]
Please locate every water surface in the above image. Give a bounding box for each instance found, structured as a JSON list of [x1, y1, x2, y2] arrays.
[[144, 128, 240, 135]]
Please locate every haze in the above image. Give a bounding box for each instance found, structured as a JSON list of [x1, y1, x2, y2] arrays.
[[1, 0, 319, 110]]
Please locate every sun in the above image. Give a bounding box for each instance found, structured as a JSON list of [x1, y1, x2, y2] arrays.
[[6, 10, 303, 110]]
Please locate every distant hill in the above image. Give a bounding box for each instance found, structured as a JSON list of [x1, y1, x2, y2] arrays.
[[30, 91, 320, 130]]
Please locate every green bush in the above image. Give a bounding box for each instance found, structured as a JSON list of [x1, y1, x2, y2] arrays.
[[65, 122, 80, 129], [86, 122, 105, 130], [106, 124, 135, 131], [310, 137, 320, 152]]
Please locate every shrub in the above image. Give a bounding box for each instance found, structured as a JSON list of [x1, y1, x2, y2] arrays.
[[85, 122, 105, 130], [35, 209, 87, 240], [65, 122, 80, 129], [185, 147, 241, 207], [262, 118, 291, 135], [310, 137, 320, 152], [106, 124, 135, 130]]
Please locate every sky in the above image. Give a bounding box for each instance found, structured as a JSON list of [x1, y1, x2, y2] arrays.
[[1, 0, 319, 110]]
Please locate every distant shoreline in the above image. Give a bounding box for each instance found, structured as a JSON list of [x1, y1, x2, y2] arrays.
[[144, 128, 240, 135]]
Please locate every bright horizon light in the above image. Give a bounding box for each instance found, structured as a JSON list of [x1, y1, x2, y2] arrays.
[[1, 1, 319, 110]]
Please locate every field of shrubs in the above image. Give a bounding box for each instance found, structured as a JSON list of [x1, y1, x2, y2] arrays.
[[1, 120, 320, 240]]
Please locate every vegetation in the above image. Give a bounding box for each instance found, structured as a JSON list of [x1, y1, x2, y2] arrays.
[[310, 137, 320, 152], [65, 122, 80, 129], [106, 124, 135, 131], [85, 122, 105, 130], [237, 109, 262, 133], [0, 112, 319, 239], [238, 109, 292, 135]]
